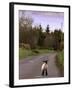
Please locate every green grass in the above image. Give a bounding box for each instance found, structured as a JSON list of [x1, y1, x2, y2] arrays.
[[57, 50, 64, 67], [19, 48, 36, 59], [56, 50, 64, 76], [19, 48, 54, 59]]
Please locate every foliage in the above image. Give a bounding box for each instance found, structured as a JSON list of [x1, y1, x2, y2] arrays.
[[46, 24, 50, 33], [19, 48, 54, 59], [57, 50, 64, 66], [56, 50, 64, 76], [19, 14, 64, 51]]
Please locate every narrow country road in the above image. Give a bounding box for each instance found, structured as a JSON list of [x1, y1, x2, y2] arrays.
[[19, 52, 62, 79]]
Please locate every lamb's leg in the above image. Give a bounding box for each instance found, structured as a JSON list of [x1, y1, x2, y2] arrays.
[[45, 69, 48, 76], [41, 69, 44, 76]]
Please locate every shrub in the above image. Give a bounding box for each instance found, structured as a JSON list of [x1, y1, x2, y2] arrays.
[[32, 49, 39, 54], [20, 43, 31, 49], [56, 50, 64, 76]]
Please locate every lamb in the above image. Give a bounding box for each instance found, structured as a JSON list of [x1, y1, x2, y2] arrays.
[[41, 61, 48, 76]]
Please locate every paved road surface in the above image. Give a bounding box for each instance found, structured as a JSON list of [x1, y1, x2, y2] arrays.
[[19, 52, 62, 79]]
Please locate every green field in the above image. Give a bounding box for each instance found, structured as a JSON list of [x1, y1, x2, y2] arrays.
[[19, 48, 54, 59]]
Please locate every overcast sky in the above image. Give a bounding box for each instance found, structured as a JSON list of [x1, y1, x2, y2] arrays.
[[19, 10, 64, 32]]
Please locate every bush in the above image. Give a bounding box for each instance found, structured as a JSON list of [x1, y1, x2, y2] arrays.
[[20, 43, 31, 49], [56, 50, 64, 76], [32, 49, 39, 54]]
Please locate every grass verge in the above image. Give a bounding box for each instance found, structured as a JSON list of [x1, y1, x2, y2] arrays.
[[56, 50, 64, 76], [19, 48, 54, 60]]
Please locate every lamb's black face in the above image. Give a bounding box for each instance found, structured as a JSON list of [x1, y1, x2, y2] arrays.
[[43, 60, 48, 64]]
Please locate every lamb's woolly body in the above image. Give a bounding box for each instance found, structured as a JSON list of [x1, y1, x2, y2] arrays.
[[41, 63, 48, 71]]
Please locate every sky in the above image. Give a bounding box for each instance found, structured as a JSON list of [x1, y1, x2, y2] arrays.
[[19, 10, 64, 32]]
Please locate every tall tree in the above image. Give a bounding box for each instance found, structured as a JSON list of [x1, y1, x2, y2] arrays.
[[46, 25, 50, 33], [19, 13, 33, 44], [53, 29, 64, 50], [37, 24, 45, 47]]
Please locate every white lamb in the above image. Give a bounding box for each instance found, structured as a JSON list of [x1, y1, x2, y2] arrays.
[[41, 61, 48, 76]]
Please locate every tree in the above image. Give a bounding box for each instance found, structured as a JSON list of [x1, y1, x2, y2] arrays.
[[46, 25, 50, 33], [39, 24, 42, 30], [19, 13, 33, 45], [37, 25, 45, 47], [19, 16, 33, 31], [44, 33, 54, 49], [53, 29, 64, 50]]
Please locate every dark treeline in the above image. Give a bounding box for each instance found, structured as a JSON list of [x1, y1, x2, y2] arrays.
[[19, 15, 64, 51]]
